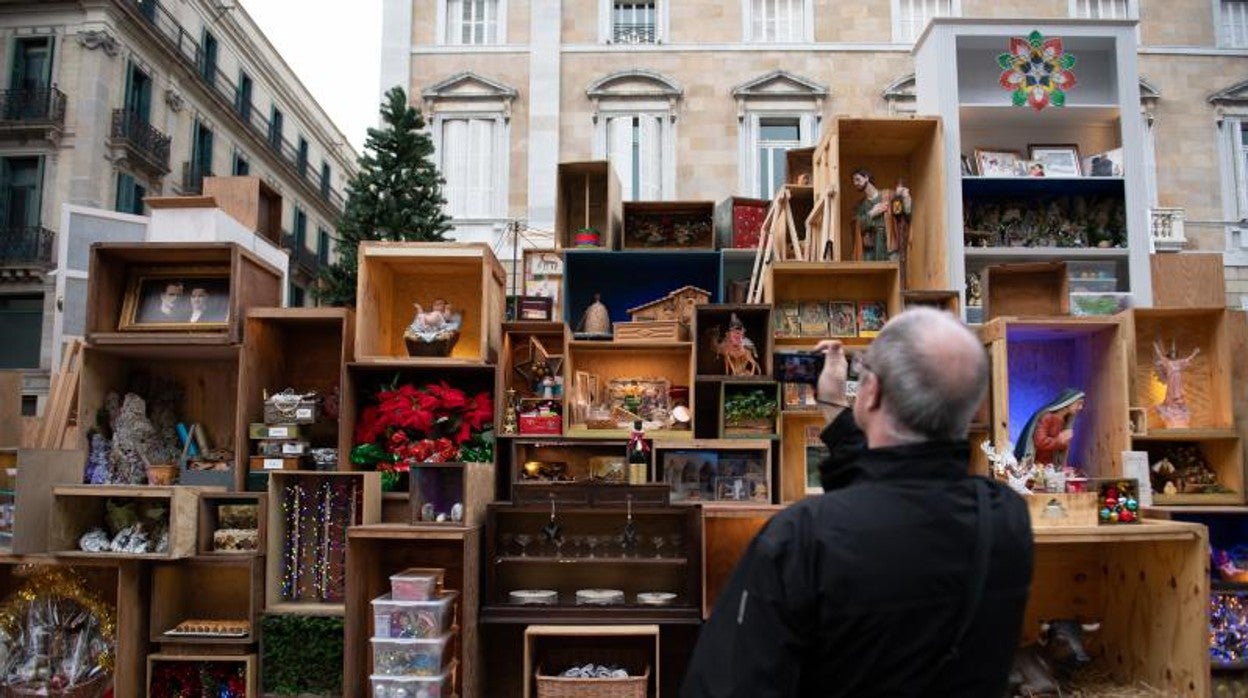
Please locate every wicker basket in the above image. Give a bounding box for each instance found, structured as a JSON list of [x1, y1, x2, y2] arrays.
[[263, 389, 320, 425], [536, 648, 649, 698]]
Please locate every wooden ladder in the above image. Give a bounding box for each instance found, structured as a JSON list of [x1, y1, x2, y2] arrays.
[[37, 339, 83, 449]]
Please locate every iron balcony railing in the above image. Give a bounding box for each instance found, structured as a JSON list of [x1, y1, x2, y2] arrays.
[[0, 226, 55, 268], [181, 162, 211, 195], [281, 232, 321, 274], [111, 109, 172, 173], [127, 0, 345, 213], [612, 21, 657, 43], [0, 87, 66, 125]]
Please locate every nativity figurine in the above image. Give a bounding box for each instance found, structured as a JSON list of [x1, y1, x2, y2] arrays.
[[1014, 388, 1085, 469], [707, 313, 761, 376], [851, 168, 912, 263], [1153, 339, 1200, 429], [404, 298, 462, 356]]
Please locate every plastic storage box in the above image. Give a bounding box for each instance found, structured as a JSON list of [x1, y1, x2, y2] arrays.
[[372, 591, 458, 639], [390, 567, 444, 601], [369, 661, 455, 697], [371, 633, 453, 676], [1066, 261, 1118, 293]]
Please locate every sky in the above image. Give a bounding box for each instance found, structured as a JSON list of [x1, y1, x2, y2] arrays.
[[241, 0, 382, 155]]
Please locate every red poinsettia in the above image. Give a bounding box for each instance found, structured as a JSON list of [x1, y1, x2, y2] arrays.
[[352, 382, 494, 483]]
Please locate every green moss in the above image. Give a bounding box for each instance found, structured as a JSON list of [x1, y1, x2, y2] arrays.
[[260, 614, 345, 695]]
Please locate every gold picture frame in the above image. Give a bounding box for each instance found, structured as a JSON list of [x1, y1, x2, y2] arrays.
[[118, 266, 232, 331]]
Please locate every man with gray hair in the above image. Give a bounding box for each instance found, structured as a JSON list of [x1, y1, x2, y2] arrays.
[[683, 308, 1033, 697]]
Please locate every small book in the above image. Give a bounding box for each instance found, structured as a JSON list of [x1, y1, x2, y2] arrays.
[[774, 302, 800, 337], [783, 383, 817, 410], [827, 301, 858, 338], [798, 301, 829, 337], [857, 301, 888, 338]]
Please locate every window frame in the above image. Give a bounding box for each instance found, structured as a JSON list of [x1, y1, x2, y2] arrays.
[[599, 0, 667, 44], [268, 106, 284, 151], [115, 171, 146, 216], [739, 110, 818, 199], [317, 227, 331, 265], [438, 0, 508, 45], [1067, 0, 1137, 19], [293, 205, 308, 250], [891, 0, 960, 43], [741, 0, 814, 43], [1219, 0, 1248, 48], [236, 70, 253, 123], [431, 112, 510, 220]]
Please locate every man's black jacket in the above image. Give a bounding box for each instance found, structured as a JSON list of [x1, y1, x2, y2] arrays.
[[682, 411, 1034, 697]]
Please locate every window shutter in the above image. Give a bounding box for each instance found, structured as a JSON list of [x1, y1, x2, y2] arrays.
[[442, 119, 467, 217], [799, 113, 817, 146], [639, 115, 662, 200], [607, 116, 635, 200], [1225, 0, 1248, 47], [470, 118, 494, 217], [447, 0, 463, 44]]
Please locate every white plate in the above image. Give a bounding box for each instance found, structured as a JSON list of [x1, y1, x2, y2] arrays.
[[637, 592, 677, 606]]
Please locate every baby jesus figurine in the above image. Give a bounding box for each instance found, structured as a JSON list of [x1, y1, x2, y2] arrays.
[[404, 298, 463, 356]]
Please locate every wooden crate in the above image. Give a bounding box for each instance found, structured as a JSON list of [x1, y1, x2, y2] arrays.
[[202, 175, 283, 242], [77, 343, 241, 462], [693, 304, 773, 377], [150, 555, 263, 644], [653, 439, 773, 505], [982, 262, 1070, 320], [563, 340, 695, 440], [147, 653, 257, 698], [979, 318, 1131, 481], [1133, 433, 1244, 505], [355, 242, 506, 363], [786, 146, 814, 186], [0, 555, 147, 697], [622, 201, 716, 250], [556, 161, 623, 249], [719, 382, 780, 439], [410, 461, 495, 526], [84, 242, 281, 346], [1150, 252, 1226, 308], [701, 504, 783, 618], [1127, 307, 1233, 432], [344, 525, 481, 698], [508, 438, 630, 487], [1027, 521, 1207, 696], [714, 197, 769, 250], [238, 308, 354, 484], [342, 362, 498, 477], [812, 116, 947, 289], [765, 261, 902, 349], [779, 410, 827, 503], [1024, 492, 1099, 528], [197, 492, 265, 555], [265, 471, 381, 614], [12, 449, 83, 554], [903, 289, 961, 314], [49, 485, 222, 559], [523, 625, 660, 698], [562, 250, 722, 330]]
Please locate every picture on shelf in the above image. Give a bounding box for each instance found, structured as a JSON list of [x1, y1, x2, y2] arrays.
[[119, 267, 231, 330], [517, 296, 554, 322], [857, 301, 887, 337], [783, 382, 818, 410], [664, 450, 718, 502], [974, 149, 1021, 178], [828, 301, 858, 338], [1028, 145, 1082, 177], [961, 154, 977, 176], [804, 425, 828, 494], [798, 301, 829, 337], [1082, 148, 1123, 177], [774, 302, 800, 337]]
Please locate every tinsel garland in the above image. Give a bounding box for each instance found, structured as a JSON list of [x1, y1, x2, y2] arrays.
[[1212, 592, 1248, 666], [0, 565, 116, 672], [149, 659, 247, 697]]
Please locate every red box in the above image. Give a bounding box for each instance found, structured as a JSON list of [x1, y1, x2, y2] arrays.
[[732, 200, 768, 249], [518, 398, 563, 436]]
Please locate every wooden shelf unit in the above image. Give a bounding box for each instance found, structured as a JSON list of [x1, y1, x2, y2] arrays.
[[764, 262, 902, 348], [811, 116, 947, 289], [556, 161, 623, 249], [1127, 307, 1234, 432], [692, 303, 773, 377], [84, 242, 281, 346], [507, 438, 631, 486], [701, 504, 783, 618], [197, 492, 265, 556], [344, 524, 481, 698], [563, 339, 695, 440], [49, 485, 221, 560], [500, 322, 568, 434], [979, 317, 1130, 480], [355, 242, 506, 363], [239, 308, 354, 478], [981, 262, 1070, 321], [150, 555, 263, 645]]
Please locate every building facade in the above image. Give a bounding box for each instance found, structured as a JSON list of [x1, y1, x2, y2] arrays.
[[385, 0, 1248, 306], [0, 0, 358, 402]]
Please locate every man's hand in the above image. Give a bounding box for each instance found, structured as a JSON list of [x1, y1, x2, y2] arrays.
[[813, 340, 849, 420]]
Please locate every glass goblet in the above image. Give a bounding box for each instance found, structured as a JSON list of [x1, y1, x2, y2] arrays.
[[651, 535, 666, 559], [514, 533, 533, 558], [585, 535, 601, 559], [498, 532, 515, 558]]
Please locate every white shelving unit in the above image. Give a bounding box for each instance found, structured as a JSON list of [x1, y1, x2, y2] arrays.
[[914, 18, 1153, 312]]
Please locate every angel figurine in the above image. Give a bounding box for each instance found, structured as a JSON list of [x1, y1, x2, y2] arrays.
[[1153, 339, 1200, 428]]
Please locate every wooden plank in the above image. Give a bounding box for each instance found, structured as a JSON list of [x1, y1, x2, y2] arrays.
[[12, 449, 84, 554], [1150, 252, 1225, 308], [0, 372, 21, 448], [1232, 310, 1248, 507], [116, 560, 149, 698]]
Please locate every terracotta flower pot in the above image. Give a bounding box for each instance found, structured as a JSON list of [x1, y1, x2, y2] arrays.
[[145, 464, 179, 486]]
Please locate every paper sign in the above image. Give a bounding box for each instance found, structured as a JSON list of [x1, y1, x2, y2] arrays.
[[1121, 451, 1152, 508], [263, 458, 285, 471], [268, 427, 290, 438]]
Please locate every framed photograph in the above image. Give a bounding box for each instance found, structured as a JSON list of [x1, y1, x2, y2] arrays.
[[974, 149, 1021, 178], [1029, 145, 1082, 177], [664, 450, 718, 502], [1082, 148, 1124, 177], [119, 267, 231, 331], [522, 249, 563, 315], [827, 301, 858, 338], [960, 154, 976, 177]]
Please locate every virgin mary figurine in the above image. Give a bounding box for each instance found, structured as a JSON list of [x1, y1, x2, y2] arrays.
[[1013, 388, 1086, 468]]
